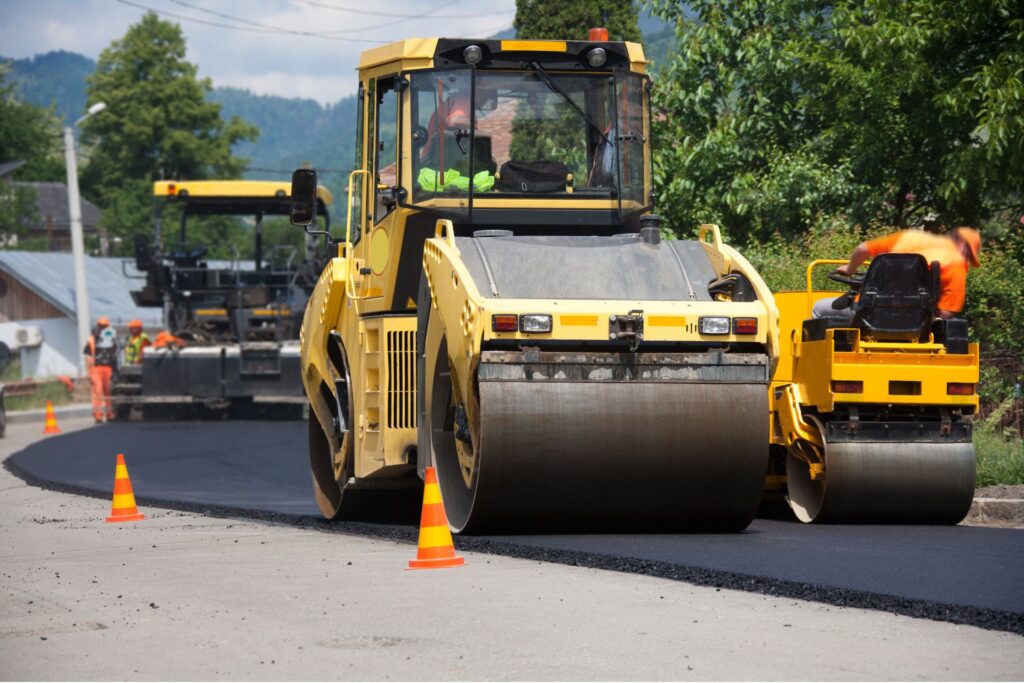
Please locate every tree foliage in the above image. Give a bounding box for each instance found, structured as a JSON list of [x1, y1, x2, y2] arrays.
[[649, 0, 1024, 242], [0, 63, 64, 182], [0, 62, 62, 245], [80, 12, 258, 252], [515, 0, 641, 41]]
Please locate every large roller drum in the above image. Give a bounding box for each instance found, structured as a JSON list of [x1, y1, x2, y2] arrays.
[[786, 416, 976, 524], [429, 345, 771, 533]]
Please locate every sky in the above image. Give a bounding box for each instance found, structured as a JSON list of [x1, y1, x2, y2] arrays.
[[0, 0, 517, 103]]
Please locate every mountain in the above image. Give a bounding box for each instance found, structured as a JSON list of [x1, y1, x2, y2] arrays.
[[2, 50, 94, 124], [1, 51, 354, 198], [208, 87, 358, 190], [1, 12, 675, 192]]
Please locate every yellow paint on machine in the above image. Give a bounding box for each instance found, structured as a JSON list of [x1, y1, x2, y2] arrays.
[[370, 228, 390, 274], [501, 40, 567, 52], [560, 315, 598, 326], [195, 308, 228, 316], [648, 315, 686, 327]]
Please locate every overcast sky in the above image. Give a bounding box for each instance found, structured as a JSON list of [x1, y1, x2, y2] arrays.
[[0, 0, 517, 104]]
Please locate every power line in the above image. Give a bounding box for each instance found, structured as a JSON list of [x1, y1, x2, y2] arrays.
[[290, 0, 513, 20], [167, 0, 393, 37], [115, 0, 388, 43], [306, 0, 469, 36]]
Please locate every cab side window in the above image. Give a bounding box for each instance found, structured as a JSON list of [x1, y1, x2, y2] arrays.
[[350, 81, 366, 244], [374, 76, 399, 224]]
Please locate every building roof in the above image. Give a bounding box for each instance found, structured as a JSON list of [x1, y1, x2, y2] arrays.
[[0, 160, 26, 180], [0, 251, 163, 327], [16, 182, 101, 232]]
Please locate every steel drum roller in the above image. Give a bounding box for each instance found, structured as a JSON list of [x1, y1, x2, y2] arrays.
[[433, 375, 770, 534], [787, 430, 976, 524]]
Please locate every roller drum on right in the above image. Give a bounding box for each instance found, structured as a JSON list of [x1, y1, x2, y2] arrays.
[[787, 440, 976, 525]]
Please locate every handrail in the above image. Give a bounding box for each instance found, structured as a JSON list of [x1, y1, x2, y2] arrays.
[[698, 223, 723, 251], [805, 259, 851, 294], [435, 219, 457, 248], [344, 169, 371, 300]]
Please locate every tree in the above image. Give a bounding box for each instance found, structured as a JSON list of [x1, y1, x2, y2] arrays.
[[649, 0, 1024, 242], [0, 62, 64, 246], [0, 62, 64, 182], [80, 12, 258, 252], [515, 0, 641, 41]]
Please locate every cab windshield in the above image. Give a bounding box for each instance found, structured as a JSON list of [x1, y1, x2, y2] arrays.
[[408, 68, 649, 212]]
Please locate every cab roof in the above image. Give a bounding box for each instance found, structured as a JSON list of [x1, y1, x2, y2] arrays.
[[357, 37, 646, 73]]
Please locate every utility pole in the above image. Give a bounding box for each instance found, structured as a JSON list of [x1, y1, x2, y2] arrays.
[[63, 102, 107, 377]]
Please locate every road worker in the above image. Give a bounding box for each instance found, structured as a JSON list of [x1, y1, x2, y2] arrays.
[[152, 330, 185, 349], [83, 316, 118, 423], [123, 319, 151, 365], [814, 227, 982, 320]]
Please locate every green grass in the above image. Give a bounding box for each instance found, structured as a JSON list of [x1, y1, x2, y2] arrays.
[[974, 399, 1024, 487], [4, 380, 74, 412], [0, 357, 21, 382]]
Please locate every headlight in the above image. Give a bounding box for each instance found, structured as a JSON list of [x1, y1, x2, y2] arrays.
[[463, 45, 483, 65], [699, 316, 730, 335], [587, 47, 607, 68], [520, 314, 552, 333]]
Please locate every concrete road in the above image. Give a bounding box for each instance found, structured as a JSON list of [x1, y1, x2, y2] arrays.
[[8, 422, 1024, 632], [2, 420, 1024, 680]]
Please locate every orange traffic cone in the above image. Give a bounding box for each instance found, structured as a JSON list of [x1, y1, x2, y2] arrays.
[[105, 453, 145, 523], [42, 400, 61, 435], [408, 467, 465, 570]]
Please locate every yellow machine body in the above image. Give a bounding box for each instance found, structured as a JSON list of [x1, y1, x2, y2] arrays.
[[299, 37, 780, 532], [768, 260, 979, 523]]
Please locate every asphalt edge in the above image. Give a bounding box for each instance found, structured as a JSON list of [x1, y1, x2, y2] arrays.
[[6, 403, 94, 424], [5, 454, 1022, 638]]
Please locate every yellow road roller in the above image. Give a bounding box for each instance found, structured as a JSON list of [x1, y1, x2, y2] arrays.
[[768, 258, 979, 523], [290, 36, 780, 532]]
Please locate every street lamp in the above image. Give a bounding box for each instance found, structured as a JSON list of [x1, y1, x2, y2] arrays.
[[63, 101, 107, 376]]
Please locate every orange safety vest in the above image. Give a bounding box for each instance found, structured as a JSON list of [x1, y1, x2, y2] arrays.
[[865, 230, 969, 313]]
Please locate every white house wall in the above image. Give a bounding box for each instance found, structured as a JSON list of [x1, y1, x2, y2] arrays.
[[0, 318, 79, 379]]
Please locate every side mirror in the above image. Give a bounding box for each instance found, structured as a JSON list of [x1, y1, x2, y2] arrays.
[[290, 168, 318, 227]]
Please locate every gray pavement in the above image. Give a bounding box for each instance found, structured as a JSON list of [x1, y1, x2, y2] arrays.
[[1, 419, 1023, 680], [8, 421, 1024, 627]]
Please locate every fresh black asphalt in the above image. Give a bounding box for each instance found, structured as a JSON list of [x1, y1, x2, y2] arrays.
[[7, 421, 1024, 634]]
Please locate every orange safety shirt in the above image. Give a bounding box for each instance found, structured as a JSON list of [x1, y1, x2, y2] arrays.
[[865, 230, 969, 313]]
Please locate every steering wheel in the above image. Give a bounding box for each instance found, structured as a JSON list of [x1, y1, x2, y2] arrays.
[[827, 269, 864, 288]]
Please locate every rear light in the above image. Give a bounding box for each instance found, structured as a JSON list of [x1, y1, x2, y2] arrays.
[[732, 317, 758, 335], [947, 382, 975, 396], [699, 316, 730, 335], [519, 314, 552, 333], [832, 381, 863, 394], [491, 314, 518, 332]]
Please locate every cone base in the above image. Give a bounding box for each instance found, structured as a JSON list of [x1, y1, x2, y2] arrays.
[[106, 513, 145, 523], [43, 427, 61, 435], [407, 555, 465, 570]]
